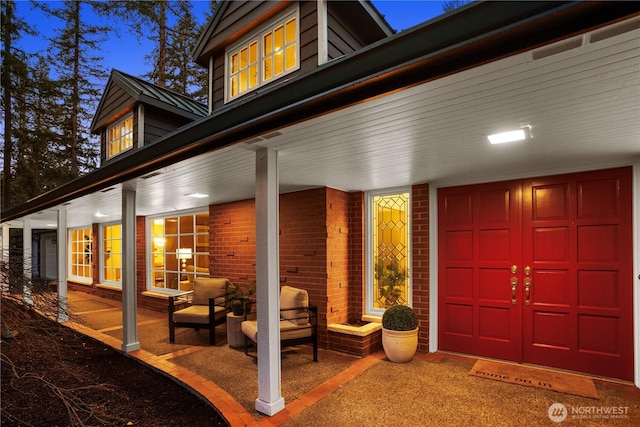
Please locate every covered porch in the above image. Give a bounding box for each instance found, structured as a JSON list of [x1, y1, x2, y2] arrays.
[[2, 2, 639, 416]]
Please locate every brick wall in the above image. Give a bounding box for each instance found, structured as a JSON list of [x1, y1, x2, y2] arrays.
[[328, 329, 381, 357], [412, 183, 430, 352], [348, 192, 364, 321], [325, 188, 349, 327], [209, 199, 256, 283], [280, 188, 330, 347]]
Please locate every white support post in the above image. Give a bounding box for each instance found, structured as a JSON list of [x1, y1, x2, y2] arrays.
[[633, 163, 640, 388], [121, 188, 140, 352], [23, 219, 32, 305], [2, 224, 10, 294], [57, 210, 69, 322], [254, 148, 285, 415]]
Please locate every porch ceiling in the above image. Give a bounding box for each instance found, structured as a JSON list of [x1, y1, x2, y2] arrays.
[[11, 16, 640, 229]]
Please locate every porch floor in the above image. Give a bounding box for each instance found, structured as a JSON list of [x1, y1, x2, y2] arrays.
[[63, 291, 640, 426]]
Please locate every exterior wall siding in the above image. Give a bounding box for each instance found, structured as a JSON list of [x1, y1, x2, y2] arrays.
[[211, 1, 318, 111]]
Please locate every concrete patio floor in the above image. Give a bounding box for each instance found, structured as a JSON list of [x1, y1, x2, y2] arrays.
[[62, 290, 640, 426]]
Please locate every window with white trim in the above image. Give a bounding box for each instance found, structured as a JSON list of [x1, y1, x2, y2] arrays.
[[69, 227, 93, 283], [226, 8, 299, 101], [101, 223, 121, 286], [107, 114, 133, 159], [365, 189, 412, 316], [149, 211, 209, 292]]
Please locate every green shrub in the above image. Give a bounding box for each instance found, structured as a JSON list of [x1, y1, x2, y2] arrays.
[[382, 304, 418, 331]]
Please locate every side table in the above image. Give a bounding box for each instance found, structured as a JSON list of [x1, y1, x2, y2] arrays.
[[226, 313, 245, 349]]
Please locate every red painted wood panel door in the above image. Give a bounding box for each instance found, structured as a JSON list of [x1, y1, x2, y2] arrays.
[[438, 167, 633, 380], [522, 168, 633, 380], [438, 180, 523, 362]]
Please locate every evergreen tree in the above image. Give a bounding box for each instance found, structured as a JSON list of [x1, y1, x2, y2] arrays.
[[104, 0, 211, 99], [165, 5, 201, 99], [1, 0, 41, 209], [39, 0, 105, 178]]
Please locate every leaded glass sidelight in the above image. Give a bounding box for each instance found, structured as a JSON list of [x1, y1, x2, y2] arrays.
[[370, 191, 411, 310]]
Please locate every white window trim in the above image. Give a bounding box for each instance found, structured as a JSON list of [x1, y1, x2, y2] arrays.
[[364, 187, 413, 318], [68, 226, 93, 284], [146, 208, 209, 294], [99, 221, 122, 287], [106, 113, 134, 160], [224, 6, 300, 103]]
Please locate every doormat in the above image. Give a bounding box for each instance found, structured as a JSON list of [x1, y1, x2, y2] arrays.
[[469, 359, 599, 399]]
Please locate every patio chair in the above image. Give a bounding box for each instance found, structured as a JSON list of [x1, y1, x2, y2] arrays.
[[241, 285, 318, 362], [168, 277, 231, 345]]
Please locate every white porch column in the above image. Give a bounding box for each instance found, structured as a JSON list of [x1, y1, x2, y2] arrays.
[[633, 163, 640, 388], [2, 224, 10, 294], [254, 148, 284, 415], [57, 210, 69, 322], [121, 188, 140, 352], [22, 219, 32, 305]]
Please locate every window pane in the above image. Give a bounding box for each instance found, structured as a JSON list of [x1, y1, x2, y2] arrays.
[[264, 57, 272, 80], [240, 70, 247, 92], [249, 65, 257, 87], [165, 217, 178, 234], [285, 45, 296, 70], [231, 53, 238, 73], [179, 215, 193, 233], [263, 33, 272, 55], [231, 75, 238, 96], [274, 25, 284, 50], [249, 42, 257, 63], [285, 19, 296, 43], [240, 47, 247, 69], [274, 51, 284, 75], [372, 193, 410, 308]]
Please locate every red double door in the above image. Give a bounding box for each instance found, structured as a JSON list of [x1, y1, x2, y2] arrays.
[[438, 167, 633, 380]]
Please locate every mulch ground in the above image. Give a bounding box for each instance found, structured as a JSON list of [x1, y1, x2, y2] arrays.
[[1, 297, 228, 427]]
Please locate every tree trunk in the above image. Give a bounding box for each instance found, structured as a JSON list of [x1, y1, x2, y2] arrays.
[[2, 1, 14, 210]]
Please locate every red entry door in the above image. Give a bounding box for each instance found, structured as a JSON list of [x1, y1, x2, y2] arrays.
[[438, 167, 633, 380]]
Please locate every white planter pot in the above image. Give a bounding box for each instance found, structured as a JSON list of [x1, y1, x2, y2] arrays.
[[382, 327, 418, 363]]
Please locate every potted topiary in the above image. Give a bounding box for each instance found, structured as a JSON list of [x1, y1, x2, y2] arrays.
[[381, 304, 419, 363]]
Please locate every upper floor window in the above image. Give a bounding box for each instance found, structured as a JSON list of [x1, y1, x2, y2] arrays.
[[365, 189, 412, 316], [107, 114, 133, 159], [226, 8, 299, 102], [69, 227, 93, 283], [101, 223, 122, 286]]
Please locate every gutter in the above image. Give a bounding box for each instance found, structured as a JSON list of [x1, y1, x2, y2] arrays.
[[3, 1, 639, 222]]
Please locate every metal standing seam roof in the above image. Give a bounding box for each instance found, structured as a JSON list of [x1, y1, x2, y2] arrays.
[[90, 69, 208, 132]]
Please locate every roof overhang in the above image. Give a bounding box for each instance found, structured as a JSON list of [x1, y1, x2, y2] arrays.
[[3, 1, 639, 224]]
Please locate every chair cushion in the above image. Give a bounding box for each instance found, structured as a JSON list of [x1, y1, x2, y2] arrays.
[[173, 304, 226, 324], [192, 278, 229, 306], [280, 286, 309, 325], [241, 319, 312, 342]]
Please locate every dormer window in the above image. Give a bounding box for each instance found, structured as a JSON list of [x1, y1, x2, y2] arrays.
[[226, 8, 299, 102], [107, 114, 133, 159]]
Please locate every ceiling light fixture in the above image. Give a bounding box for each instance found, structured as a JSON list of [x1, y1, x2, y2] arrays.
[[94, 212, 109, 218], [488, 126, 531, 144], [186, 193, 209, 198]]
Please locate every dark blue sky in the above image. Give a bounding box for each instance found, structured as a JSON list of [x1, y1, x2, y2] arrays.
[[16, 1, 446, 78]]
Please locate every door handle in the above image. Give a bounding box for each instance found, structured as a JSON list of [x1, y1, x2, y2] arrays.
[[524, 278, 532, 306], [511, 277, 518, 306]]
